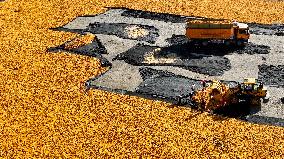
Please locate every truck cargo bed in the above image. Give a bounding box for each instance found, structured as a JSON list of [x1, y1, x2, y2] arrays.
[[187, 23, 233, 29], [186, 20, 235, 40], [186, 28, 234, 39]]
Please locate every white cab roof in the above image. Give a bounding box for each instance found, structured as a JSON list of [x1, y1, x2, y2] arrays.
[[237, 22, 249, 29]]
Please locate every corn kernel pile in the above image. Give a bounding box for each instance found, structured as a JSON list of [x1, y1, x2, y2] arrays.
[[0, 0, 283, 158], [64, 34, 95, 50]]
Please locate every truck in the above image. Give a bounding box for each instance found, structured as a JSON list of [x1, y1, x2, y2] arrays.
[[185, 19, 250, 46]]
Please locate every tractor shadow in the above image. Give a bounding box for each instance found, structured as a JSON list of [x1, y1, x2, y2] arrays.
[[213, 101, 261, 119], [175, 97, 261, 120]]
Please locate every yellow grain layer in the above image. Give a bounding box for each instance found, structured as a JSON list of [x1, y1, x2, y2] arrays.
[[64, 34, 95, 50], [0, 0, 283, 158]]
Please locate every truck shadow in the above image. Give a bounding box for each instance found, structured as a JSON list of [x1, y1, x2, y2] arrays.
[[164, 34, 270, 56], [114, 36, 270, 76]]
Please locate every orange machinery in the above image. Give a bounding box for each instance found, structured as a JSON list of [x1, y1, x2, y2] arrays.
[[186, 19, 250, 46], [191, 78, 268, 112]]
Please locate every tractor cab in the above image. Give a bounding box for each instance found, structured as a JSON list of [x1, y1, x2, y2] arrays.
[[241, 78, 267, 98], [243, 78, 258, 90], [242, 78, 260, 91]]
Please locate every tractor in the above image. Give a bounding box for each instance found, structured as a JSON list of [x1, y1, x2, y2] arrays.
[[190, 78, 269, 112], [238, 78, 269, 105]]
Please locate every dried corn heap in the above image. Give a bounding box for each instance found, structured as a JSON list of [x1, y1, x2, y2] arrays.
[[0, 0, 284, 158], [192, 80, 236, 111]]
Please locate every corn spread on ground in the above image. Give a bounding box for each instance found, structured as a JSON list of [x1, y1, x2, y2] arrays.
[[0, 0, 284, 158], [63, 34, 95, 50]]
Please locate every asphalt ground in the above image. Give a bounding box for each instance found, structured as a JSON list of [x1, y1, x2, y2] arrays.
[[50, 8, 284, 127]]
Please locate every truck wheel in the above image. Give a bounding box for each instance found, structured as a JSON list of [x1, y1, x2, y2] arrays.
[[225, 40, 231, 46], [237, 40, 244, 46], [202, 41, 208, 46]]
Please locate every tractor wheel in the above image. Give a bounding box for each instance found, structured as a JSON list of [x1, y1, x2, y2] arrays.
[[263, 97, 269, 103], [229, 95, 239, 104], [166, 53, 177, 59], [250, 97, 261, 106], [281, 97, 284, 104], [249, 97, 261, 113]]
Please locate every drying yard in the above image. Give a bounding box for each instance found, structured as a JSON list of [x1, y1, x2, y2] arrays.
[[0, 0, 284, 158]]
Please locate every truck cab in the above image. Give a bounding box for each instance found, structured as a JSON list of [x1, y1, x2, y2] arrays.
[[234, 22, 250, 45]]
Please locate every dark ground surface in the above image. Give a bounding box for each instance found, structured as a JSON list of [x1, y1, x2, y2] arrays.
[[135, 67, 265, 119], [50, 8, 284, 127], [48, 35, 112, 67], [120, 8, 188, 23], [248, 23, 284, 36], [120, 7, 284, 36], [258, 64, 284, 87], [118, 7, 225, 23], [114, 41, 270, 76], [48, 34, 107, 55], [87, 22, 159, 43], [114, 43, 232, 76]]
